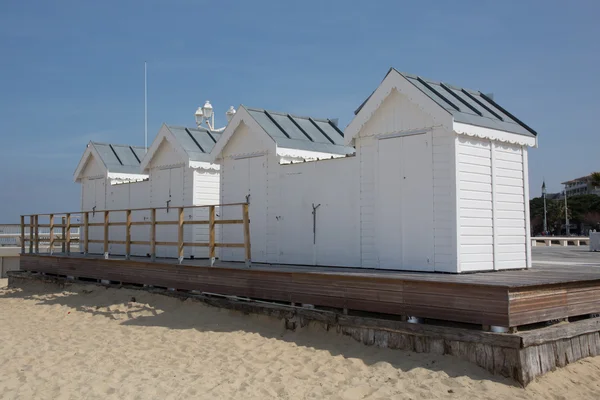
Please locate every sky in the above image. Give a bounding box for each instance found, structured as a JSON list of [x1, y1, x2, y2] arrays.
[[0, 0, 599, 222]]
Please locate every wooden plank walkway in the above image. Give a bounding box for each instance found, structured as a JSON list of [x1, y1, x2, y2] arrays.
[[19, 253, 600, 329]]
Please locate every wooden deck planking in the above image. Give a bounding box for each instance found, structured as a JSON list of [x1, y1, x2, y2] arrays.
[[19, 254, 600, 328]]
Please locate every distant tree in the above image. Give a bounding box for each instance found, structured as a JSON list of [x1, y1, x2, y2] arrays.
[[591, 172, 600, 189], [531, 214, 543, 235], [584, 212, 600, 231]]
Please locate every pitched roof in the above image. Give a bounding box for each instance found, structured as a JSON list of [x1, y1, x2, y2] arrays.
[[164, 125, 222, 162], [89, 142, 146, 174], [355, 68, 537, 137], [245, 107, 354, 155]]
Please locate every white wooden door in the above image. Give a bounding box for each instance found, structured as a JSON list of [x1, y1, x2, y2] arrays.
[[220, 156, 267, 262], [247, 156, 267, 263], [376, 133, 434, 271], [84, 178, 105, 254], [400, 133, 433, 270], [278, 169, 314, 265], [377, 138, 403, 269], [155, 167, 183, 258], [220, 159, 247, 261]]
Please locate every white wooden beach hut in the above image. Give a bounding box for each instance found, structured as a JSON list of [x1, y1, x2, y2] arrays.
[[74, 142, 149, 254], [138, 124, 222, 258], [212, 69, 537, 273], [210, 106, 356, 264]]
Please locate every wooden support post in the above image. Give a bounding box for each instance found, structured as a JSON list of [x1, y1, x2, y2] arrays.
[[20, 215, 25, 254], [61, 217, 66, 253], [29, 216, 33, 254], [65, 213, 71, 255], [178, 207, 184, 264], [49, 214, 54, 255], [150, 208, 156, 261], [34, 215, 39, 253], [104, 211, 109, 259], [83, 212, 89, 255], [209, 205, 216, 266], [243, 203, 251, 267], [125, 209, 132, 259]]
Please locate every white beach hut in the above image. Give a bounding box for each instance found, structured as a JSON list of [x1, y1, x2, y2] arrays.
[[74, 142, 149, 254], [212, 69, 537, 273], [210, 106, 356, 264], [138, 123, 222, 258]]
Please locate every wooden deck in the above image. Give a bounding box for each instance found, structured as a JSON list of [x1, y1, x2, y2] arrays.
[[19, 253, 600, 329]]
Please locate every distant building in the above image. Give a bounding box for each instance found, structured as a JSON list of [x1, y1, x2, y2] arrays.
[[561, 174, 600, 197]]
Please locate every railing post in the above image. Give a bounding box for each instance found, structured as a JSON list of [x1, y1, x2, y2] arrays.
[[104, 211, 109, 259], [61, 217, 66, 253], [243, 203, 251, 267], [83, 212, 89, 255], [178, 207, 184, 264], [20, 215, 25, 254], [65, 213, 71, 255], [49, 214, 54, 255], [150, 208, 156, 261], [34, 215, 40, 253], [28, 216, 34, 254], [209, 205, 216, 266], [125, 209, 131, 260]]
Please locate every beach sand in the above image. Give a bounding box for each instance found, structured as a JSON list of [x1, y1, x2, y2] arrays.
[[1, 278, 599, 400]]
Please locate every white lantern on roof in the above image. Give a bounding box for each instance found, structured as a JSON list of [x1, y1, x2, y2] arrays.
[[202, 101, 213, 119]]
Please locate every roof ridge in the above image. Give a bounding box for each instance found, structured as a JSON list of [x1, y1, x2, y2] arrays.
[[90, 141, 145, 149], [166, 124, 210, 132], [246, 107, 332, 122]]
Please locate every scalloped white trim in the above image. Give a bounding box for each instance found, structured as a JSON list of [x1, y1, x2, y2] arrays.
[[189, 161, 221, 171], [454, 122, 536, 147], [107, 172, 149, 183], [276, 147, 352, 164]]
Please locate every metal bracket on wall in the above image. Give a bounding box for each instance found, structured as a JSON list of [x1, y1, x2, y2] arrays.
[[312, 203, 321, 244]]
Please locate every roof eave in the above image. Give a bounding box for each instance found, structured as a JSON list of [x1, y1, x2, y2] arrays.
[[453, 121, 537, 147]]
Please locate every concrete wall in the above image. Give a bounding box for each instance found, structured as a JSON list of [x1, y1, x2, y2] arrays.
[[0, 248, 20, 278]]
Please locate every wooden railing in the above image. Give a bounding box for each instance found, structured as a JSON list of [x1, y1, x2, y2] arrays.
[[21, 203, 251, 265]]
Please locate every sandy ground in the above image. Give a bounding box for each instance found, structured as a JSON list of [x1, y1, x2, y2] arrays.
[[1, 279, 600, 400]]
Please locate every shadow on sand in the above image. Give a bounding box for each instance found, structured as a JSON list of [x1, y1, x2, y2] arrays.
[[0, 279, 518, 387]]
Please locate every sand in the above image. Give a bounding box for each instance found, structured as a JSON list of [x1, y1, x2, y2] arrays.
[[1, 278, 599, 399]]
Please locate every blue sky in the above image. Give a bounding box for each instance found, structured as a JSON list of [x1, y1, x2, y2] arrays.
[[0, 0, 599, 222]]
